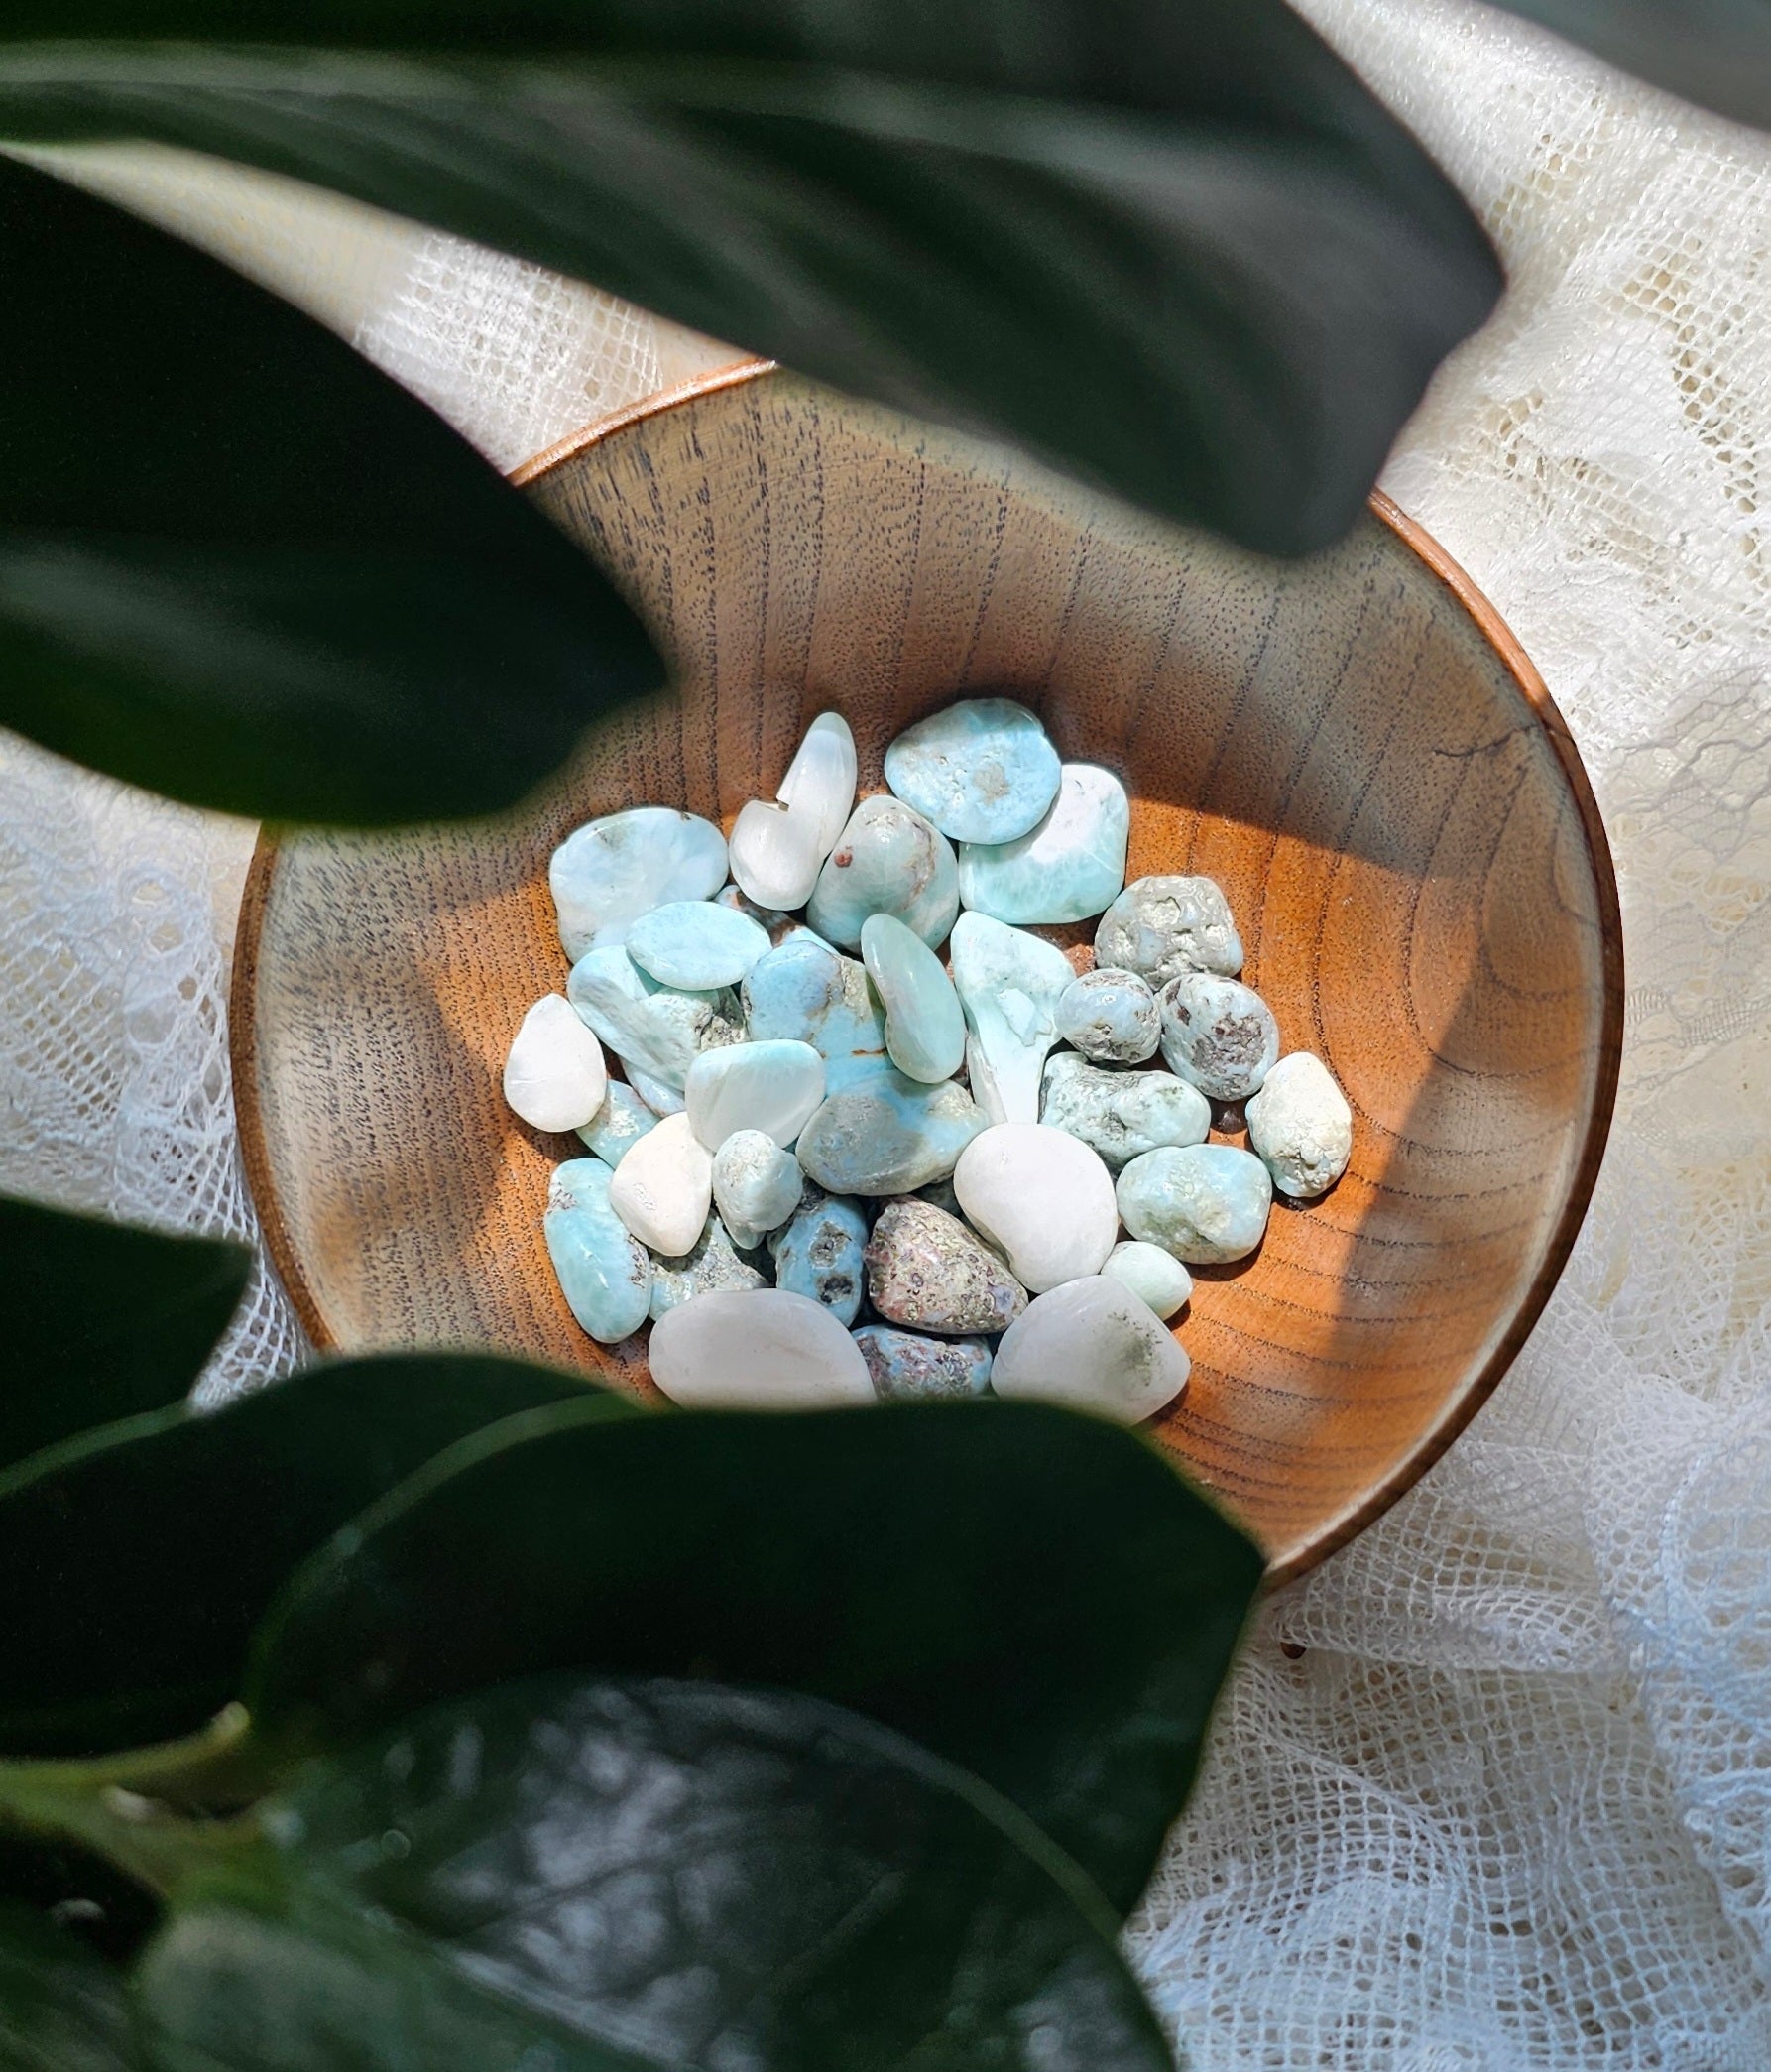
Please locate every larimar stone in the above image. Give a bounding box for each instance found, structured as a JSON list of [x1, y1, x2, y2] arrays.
[[1053, 967, 1160, 1065], [715, 883, 823, 949], [1102, 1240, 1193, 1321], [807, 795, 960, 951], [648, 1214, 766, 1319], [853, 1327, 993, 1402], [575, 1079, 658, 1166], [543, 1157, 651, 1344], [711, 1130, 803, 1250], [767, 1182, 869, 1325], [1095, 875, 1242, 985], [742, 934, 888, 1092], [1116, 1142, 1272, 1264], [685, 1039, 826, 1151], [729, 712, 858, 911], [566, 945, 743, 1090], [1245, 1051, 1352, 1198], [860, 912, 966, 1084], [1039, 1051, 1211, 1170], [1157, 974, 1279, 1100], [626, 899, 770, 991], [992, 1278, 1188, 1424], [795, 1064, 986, 1195], [882, 697, 1060, 844], [549, 807, 727, 962], [948, 911, 1074, 1126], [625, 1062, 685, 1116], [957, 764, 1129, 925]]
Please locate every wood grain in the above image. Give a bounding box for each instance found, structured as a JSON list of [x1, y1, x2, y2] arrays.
[[232, 364, 1621, 1580]]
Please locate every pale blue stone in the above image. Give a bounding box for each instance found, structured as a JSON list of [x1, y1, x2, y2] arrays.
[[549, 807, 727, 962], [767, 1182, 869, 1325], [648, 1214, 766, 1319], [685, 1039, 826, 1151], [1116, 1143, 1272, 1265], [626, 899, 770, 991], [625, 1062, 685, 1116], [742, 934, 888, 1092], [948, 911, 1074, 1126], [712, 1130, 803, 1250], [1039, 1051, 1212, 1170], [566, 945, 744, 1091], [957, 764, 1129, 925], [806, 795, 960, 951], [795, 1063, 987, 1195], [1102, 1240, 1193, 1321], [575, 1080, 658, 1166], [1095, 875, 1242, 985], [861, 912, 965, 1084], [882, 697, 1060, 844], [543, 1157, 652, 1342], [853, 1326, 993, 1402], [1054, 968, 1161, 1064], [1157, 974, 1279, 1100]]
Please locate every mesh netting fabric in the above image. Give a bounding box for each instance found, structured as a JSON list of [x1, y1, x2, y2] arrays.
[[4, 1, 1771, 2060]]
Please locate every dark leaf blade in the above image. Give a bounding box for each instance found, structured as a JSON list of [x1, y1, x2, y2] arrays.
[[0, 1353, 631, 1759], [137, 1676, 1175, 2072], [0, 1194, 248, 1473], [0, 8, 1502, 554], [0, 155, 661, 823], [0, 1899, 139, 2072], [248, 1399, 1262, 1916], [1496, 0, 1771, 133]]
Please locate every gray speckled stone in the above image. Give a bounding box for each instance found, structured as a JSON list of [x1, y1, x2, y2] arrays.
[[1157, 973, 1280, 1100], [1053, 967, 1161, 1065], [1094, 875, 1243, 987], [648, 1214, 767, 1319], [864, 1198, 1027, 1335], [767, 1182, 869, 1326], [991, 1277, 1188, 1424], [795, 1065, 987, 1195], [854, 1326, 993, 1402], [1039, 1051, 1212, 1170]]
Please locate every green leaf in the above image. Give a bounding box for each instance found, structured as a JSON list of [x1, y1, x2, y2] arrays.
[[249, 1399, 1261, 1916], [0, 1899, 138, 2072], [0, 4, 1502, 555], [0, 1354, 631, 1759], [0, 1195, 248, 1474], [0, 154, 660, 823], [1495, 0, 1771, 133], [136, 1675, 1174, 2072]]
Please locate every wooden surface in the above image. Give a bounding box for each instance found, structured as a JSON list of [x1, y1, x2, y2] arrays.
[[232, 364, 1621, 1580]]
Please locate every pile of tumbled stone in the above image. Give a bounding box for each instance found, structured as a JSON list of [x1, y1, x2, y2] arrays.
[[502, 698, 1352, 1426]]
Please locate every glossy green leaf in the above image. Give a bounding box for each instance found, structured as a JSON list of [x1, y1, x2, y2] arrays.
[[249, 1399, 1261, 1915], [0, 1353, 629, 1759], [1496, 0, 1771, 132], [137, 1676, 1174, 2072], [0, 154, 660, 823], [0, 1899, 138, 2072], [0, 1194, 247, 1474], [0, 3, 1502, 555]]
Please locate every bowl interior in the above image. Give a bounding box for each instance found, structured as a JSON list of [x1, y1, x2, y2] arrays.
[[234, 366, 1619, 1578]]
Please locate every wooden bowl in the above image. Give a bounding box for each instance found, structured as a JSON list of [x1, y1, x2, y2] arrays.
[[232, 362, 1621, 1580]]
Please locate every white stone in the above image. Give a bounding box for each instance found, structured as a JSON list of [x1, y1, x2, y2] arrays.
[[711, 1130, 803, 1250], [1245, 1051, 1354, 1199], [948, 911, 1074, 1126], [685, 1040, 826, 1151], [991, 1277, 1189, 1424], [952, 1123, 1119, 1293], [649, 1287, 877, 1408], [608, 1112, 714, 1257], [729, 711, 858, 909], [1102, 1240, 1194, 1321], [502, 994, 608, 1133]]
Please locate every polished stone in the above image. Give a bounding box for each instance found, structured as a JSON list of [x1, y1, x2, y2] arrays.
[[503, 992, 608, 1134], [1245, 1050, 1353, 1198], [1102, 1240, 1193, 1321], [956, 764, 1128, 925], [882, 697, 1060, 844], [1157, 974, 1280, 1100], [864, 1198, 1027, 1335], [948, 911, 1074, 1126], [626, 899, 770, 991], [991, 1277, 1188, 1424], [767, 1182, 870, 1326], [1094, 875, 1243, 986], [807, 794, 960, 951], [953, 1123, 1119, 1292], [742, 934, 889, 1091], [549, 807, 727, 962], [625, 1061, 686, 1116], [728, 711, 858, 910], [795, 1065, 987, 1195], [711, 1129, 803, 1250], [567, 945, 744, 1091], [861, 912, 966, 1084], [1053, 967, 1161, 1065], [1116, 1142, 1272, 1264], [649, 1287, 877, 1407], [575, 1079, 658, 1167], [608, 1111, 715, 1257], [648, 1214, 767, 1319], [1039, 1051, 1211, 1170], [854, 1326, 993, 1402], [543, 1157, 652, 1344], [685, 1039, 826, 1151]]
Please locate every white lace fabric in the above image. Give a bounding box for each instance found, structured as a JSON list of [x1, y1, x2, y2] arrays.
[[4, 2, 1771, 2060]]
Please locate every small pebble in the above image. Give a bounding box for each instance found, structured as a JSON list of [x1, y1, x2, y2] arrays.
[[1102, 1240, 1193, 1321], [543, 1158, 652, 1343], [567, 945, 743, 1091], [948, 911, 1074, 1127], [712, 1130, 803, 1250], [503, 993, 608, 1133], [854, 1327, 994, 1402], [1094, 875, 1243, 986], [956, 763, 1129, 925], [768, 1183, 870, 1325], [685, 1039, 826, 1152], [649, 1287, 876, 1407], [1039, 1052, 1211, 1170], [549, 807, 728, 962], [1053, 967, 1161, 1065], [649, 1214, 767, 1319], [1117, 1143, 1272, 1264], [953, 1123, 1119, 1292], [991, 1277, 1189, 1424], [882, 696, 1061, 844], [795, 1068, 988, 1196], [864, 1198, 1027, 1335], [1157, 974, 1280, 1100], [861, 912, 966, 1084], [625, 1062, 686, 1116], [807, 795, 960, 951], [608, 1112, 715, 1257], [743, 934, 888, 1091], [728, 712, 858, 910], [1245, 1051, 1353, 1198], [626, 899, 770, 991], [575, 1079, 658, 1167]]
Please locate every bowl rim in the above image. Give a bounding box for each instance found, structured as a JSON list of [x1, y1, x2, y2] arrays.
[[229, 358, 1623, 1583]]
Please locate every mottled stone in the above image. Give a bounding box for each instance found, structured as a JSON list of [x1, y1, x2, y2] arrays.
[[992, 1278, 1188, 1424], [626, 899, 770, 991], [948, 911, 1074, 1126], [882, 697, 1061, 844], [1245, 1051, 1353, 1199], [861, 912, 966, 1084], [767, 1182, 869, 1325], [543, 1157, 651, 1344], [648, 1213, 767, 1319], [854, 1327, 993, 1402], [711, 1129, 803, 1250], [795, 1066, 987, 1196], [728, 712, 858, 910], [1102, 1240, 1193, 1321], [956, 764, 1128, 925], [685, 1039, 826, 1151], [864, 1198, 1027, 1335], [549, 807, 727, 962], [807, 795, 960, 951], [742, 934, 888, 1092], [625, 1062, 685, 1116], [575, 1079, 658, 1167], [608, 1112, 715, 1257], [503, 993, 607, 1133], [1054, 968, 1160, 1065], [1039, 1051, 1212, 1170], [1116, 1143, 1272, 1264], [953, 1123, 1119, 1292], [1157, 974, 1280, 1100], [567, 945, 744, 1091], [649, 1287, 876, 1407], [1094, 875, 1243, 986]]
